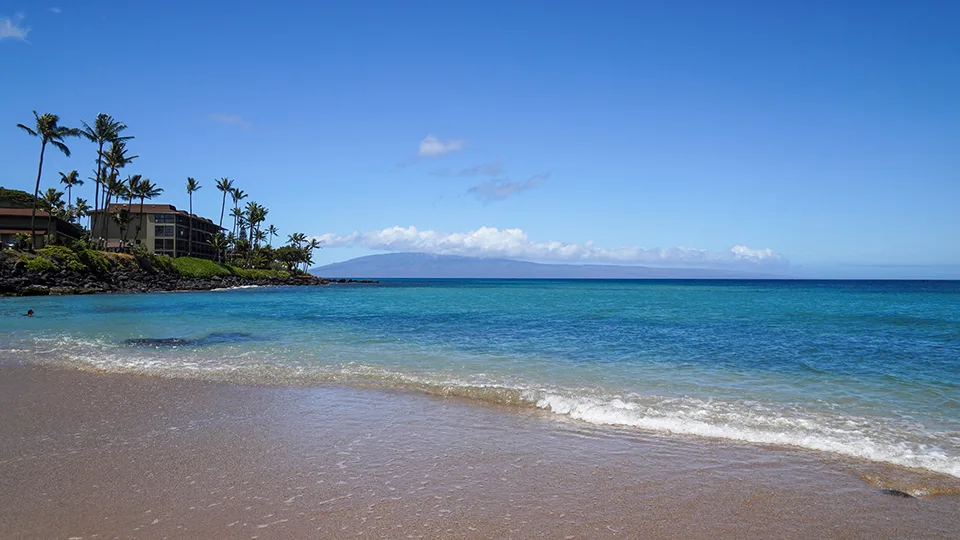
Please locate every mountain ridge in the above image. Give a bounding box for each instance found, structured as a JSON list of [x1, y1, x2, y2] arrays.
[[311, 252, 784, 279]]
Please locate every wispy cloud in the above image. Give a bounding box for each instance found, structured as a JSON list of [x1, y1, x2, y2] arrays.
[[468, 172, 549, 202], [48, 7, 61, 14], [458, 160, 502, 177], [0, 14, 30, 40], [419, 134, 464, 157], [312, 226, 789, 269], [432, 160, 503, 178], [206, 113, 252, 130]]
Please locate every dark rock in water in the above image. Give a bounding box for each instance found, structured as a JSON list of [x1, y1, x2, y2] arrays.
[[879, 489, 916, 498], [124, 332, 261, 347]]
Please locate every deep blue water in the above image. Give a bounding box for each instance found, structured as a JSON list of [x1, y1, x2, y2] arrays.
[[2, 279, 958, 476]]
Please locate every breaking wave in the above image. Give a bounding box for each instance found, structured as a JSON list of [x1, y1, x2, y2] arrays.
[[14, 333, 960, 482]]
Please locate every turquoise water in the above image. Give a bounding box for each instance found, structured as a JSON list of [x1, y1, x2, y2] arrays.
[[2, 280, 959, 477]]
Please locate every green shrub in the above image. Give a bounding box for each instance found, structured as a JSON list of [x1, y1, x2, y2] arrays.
[[76, 248, 111, 274], [23, 255, 56, 273], [169, 257, 234, 278], [13, 232, 32, 250], [37, 245, 86, 271], [168, 256, 290, 280]]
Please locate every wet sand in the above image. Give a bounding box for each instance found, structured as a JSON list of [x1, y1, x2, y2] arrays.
[[1, 363, 958, 539]]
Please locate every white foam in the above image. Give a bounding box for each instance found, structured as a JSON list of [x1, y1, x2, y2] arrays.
[[535, 393, 960, 478], [15, 334, 960, 478], [210, 285, 261, 292]]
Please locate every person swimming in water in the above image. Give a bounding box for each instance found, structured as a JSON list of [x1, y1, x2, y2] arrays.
[[25, 309, 33, 317]]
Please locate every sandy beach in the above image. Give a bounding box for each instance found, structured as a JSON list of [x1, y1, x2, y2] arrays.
[[1, 362, 958, 539]]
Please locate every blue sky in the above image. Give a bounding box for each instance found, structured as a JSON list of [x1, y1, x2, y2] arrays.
[[2, 1, 958, 278]]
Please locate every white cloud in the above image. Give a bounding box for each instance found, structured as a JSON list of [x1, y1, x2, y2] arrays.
[[0, 14, 30, 40], [469, 173, 548, 202], [311, 226, 788, 269], [48, 7, 61, 14], [418, 134, 464, 157], [206, 113, 252, 130]]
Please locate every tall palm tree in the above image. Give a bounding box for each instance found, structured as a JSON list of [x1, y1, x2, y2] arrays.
[[80, 114, 130, 229], [185, 177, 201, 257], [230, 207, 245, 240], [215, 177, 234, 230], [16, 111, 81, 247], [267, 224, 278, 247], [305, 238, 322, 273], [99, 141, 138, 240], [132, 179, 163, 240], [58, 170, 83, 220], [230, 188, 247, 237], [73, 198, 91, 228]]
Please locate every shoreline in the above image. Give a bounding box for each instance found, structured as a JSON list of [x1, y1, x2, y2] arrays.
[[2, 363, 958, 539], [0, 273, 378, 296]]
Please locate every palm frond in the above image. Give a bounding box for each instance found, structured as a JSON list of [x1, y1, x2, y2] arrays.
[[50, 140, 72, 157], [16, 123, 38, 137]]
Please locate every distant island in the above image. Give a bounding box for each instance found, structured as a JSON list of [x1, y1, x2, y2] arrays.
[[312, 252, 785, 279]]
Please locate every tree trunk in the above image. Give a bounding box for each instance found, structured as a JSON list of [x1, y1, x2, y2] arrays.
[[30, 141, 47, 249], [188, 195, 193, 257], [219, 192, 226, 230], [93, 141, 103, 237], [135, 197, 146, 242], [121, 188, 136, 248]]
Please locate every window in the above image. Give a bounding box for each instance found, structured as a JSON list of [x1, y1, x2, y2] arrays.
[[154, 239, 174, 251], [155, 225, 174, 237], [154, 213, 175, 223]]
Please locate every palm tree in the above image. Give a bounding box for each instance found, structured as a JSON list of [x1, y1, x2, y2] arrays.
[[230, 188, 247, 237], [267, 224, 278, 247], [185, 177, 201, 257], [40, 188, 66, 216], [305, 238, 322, 273], [17, 111, 81, 247], [230, 207, 244, 240], [254, 229, 267, 247], [209, 233, 229, 263], [244, 201, 267, 246], [120, 175, 142, 246], [80, 114, 130, 229], [58, 170, 83, 221], [132, 179, 163, 240], [215, 177, 234, 230], [111, 208, 133, 243], [99, 141, 138, 240], [287, 232, 306, 249], [73, 198, 90, 228]]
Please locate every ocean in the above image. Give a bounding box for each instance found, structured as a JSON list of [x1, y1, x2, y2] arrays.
[[2, 279, 958, 479]]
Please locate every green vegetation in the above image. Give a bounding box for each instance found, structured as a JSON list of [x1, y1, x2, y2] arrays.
[[76, 247, 111, 274], [22, 255, 56, 273], [10, 109, 322, 276], [5, 242, 292, 284], [37, 245, 85, 271], [0, 187, 37, 208], [166, 255, 289, 279]]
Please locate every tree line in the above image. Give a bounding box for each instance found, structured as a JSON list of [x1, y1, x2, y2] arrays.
[[15, 111, 320, 272]]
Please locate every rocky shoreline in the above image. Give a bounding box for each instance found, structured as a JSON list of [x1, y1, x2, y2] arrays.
[[0, 268, 378, 297]]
